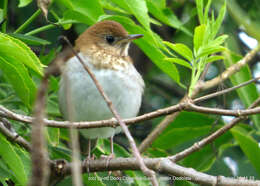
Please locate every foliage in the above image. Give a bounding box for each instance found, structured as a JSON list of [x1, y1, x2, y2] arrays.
[[0, 0, 260, 185]]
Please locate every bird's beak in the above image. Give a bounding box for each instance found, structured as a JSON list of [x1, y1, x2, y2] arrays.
[[116, 34, 143, 44]]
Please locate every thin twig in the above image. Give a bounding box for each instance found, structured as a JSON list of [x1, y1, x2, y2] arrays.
[[61, 37, 158, 186], [194, 76, 260, 102], [0, 118, 31, 151]]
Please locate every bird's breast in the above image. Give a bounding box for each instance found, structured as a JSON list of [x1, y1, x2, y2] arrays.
[[58, 53, 144, 123]]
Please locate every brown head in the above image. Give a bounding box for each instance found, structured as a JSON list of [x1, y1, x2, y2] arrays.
[[75, 20, 143, 57]]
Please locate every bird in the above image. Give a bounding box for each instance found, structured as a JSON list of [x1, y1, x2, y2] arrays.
[[58, 20, 145, 159]]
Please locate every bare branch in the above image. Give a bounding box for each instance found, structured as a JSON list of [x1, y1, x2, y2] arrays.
[[0, 118, 31, 151], [29, 76, 49, 186], [53, 157, 260, 186], [1, 98, 260, 130], [194, 76, 260, 102]]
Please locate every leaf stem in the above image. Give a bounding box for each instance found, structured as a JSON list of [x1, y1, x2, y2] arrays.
[[24, 20, 76, 36], [1, 0, 8, 33], [14, 9, 42, 34]]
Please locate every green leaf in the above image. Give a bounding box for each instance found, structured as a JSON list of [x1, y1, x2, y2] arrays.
[[83, 173, 105, 186], [123, 0, 150, 31], [9, 33, 50, 46], [203, 0, 212, 24], [47, 128, 60, 146], [193, 24, 206, 53], [71, 0, 104, 22], [211, 1, 226, 39], [100, 0, 130, 14], [152, 126, 211, 149], [205, 55, 224, 63], [196, 0, 204, 24], [165, 58, 192, 69], [182, 132, 233, 172], [210, 35, 228, 46], [0, 133, 28, 186], [152, 112, 219, 149], [0, 56, 36, 107], [59, 0, 104, 25], [197, 46, 226, 58], [164, 42, 193, 61], [0, 32, 43, 76], [146, 1, 192, 36], [18, 0, 32, 7], [62, 10, 94, 25], [231, 127, 260, 175], [223, 51, 260, 129]]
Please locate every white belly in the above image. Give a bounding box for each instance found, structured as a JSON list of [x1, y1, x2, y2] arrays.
[[58, 54, 144, 139]]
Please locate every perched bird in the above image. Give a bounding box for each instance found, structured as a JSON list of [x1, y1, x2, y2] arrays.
[[58, 20, 144, 157]]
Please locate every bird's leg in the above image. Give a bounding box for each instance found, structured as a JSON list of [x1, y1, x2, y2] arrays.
[[84, 139, 91, 174], [106, 136, 115, 168]]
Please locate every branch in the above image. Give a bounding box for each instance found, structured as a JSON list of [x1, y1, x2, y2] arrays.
[[0, 118, 31, 151], [52, 157, 260, 186], [1, 98, 260, 129], [194, 76, 260, 102], [29, 75, 49, 186], [62, 37, 158, 186]]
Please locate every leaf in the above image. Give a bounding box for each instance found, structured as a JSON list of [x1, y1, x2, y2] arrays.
[[146, 1, 192, 36], [47, 128, 60, 146], [165, 58, 192, 69], [203, 0, 212, 24], [196, 0, 204, 24], [59, 0, 104, 24], [211, 1, 226, 39], [197, 46, 226, 58], [83, 173, 105, 186], [0, 56, 36, 107], [0, 32, 43, 76], [0, 133, 28, 186], [181, 131, 233, 172], [193, 24, 206, 53], [152, 112, 219, 149], [71, 0, 104, 22], [9, 33, 50, 46], [223, 51, 260, 129], [152, 126, 211, 149], [18, 0, 32, 7], [62, 10, 94, 25], [231, 127, 260, 175], [210, 34, 228, 46], [205, 55, 224, 63], [123, 0, 150, 31], [164, 42, 193, 61]]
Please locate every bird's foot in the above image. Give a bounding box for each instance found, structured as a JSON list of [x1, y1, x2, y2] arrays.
[[83, 154, 95, 175], [100, 153, 115, 175]]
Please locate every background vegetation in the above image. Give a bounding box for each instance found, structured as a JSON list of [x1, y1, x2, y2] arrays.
[[0, 0, 260, 185]]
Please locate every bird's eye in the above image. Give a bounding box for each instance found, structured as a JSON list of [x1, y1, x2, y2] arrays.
[[105, 35, 115, 44]]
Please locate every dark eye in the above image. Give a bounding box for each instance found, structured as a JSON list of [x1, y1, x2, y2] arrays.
[[105, 35, 115, 44]]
